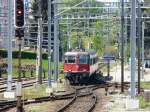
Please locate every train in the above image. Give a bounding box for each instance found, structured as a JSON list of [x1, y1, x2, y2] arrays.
[[64, 49, 99, 84]]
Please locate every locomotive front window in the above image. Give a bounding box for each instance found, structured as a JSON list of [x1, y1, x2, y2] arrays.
[[65, 56, 76, 63], [79, 55, 89, 64]]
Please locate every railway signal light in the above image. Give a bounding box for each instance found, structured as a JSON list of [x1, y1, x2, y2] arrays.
[[15, 0, 24, 27], [15, 28, 24, 38]]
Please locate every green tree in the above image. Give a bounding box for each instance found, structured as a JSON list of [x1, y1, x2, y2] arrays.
[[31, 0, 48, 20], [30, 0, 121, 57]]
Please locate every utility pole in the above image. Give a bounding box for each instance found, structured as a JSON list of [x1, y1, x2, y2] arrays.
[[130, 0, 136, 98], [16, 37, 23, 112], [77, 29, 80, 49], [87, 12, 90, 37], [54, 0, 59, 82], [77, 21, 81, 49], [108, 31, 110, 50], [107, 6, 111, 78], [107, 7, 110, 50], [59, 30, 64, 61], [124, 0, 128, 64], [137, 2, 142, 94], [107, 30, 110, 78], [117, 33, 120, 58], [141, 19, 145, 79], [7, 0, 13, 92], [47, 0, 52, 87], [67, 19, 71, 51], [36, 0, 43, 84], [102, 28, 104, 49], [107, 60, 110, 77], [117, 32, 121, 59], [121, 0, 125, 93], [24, 0, 30, 47], [15, 0, 24, 111]]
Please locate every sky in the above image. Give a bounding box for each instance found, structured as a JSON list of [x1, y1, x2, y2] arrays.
[[96, 0, 119, 2]]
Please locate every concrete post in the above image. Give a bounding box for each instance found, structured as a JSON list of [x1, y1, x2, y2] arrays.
[[54, 0, 58, 82], [130, 0, 136, 98], [47, 0, 52, 87], [7, 0, 13, 91]]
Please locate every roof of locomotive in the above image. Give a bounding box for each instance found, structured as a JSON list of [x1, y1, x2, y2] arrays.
[[64, 49, 96, 56]]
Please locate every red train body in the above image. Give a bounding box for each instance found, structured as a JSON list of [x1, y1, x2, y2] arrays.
[[64, 50, 98, 84]]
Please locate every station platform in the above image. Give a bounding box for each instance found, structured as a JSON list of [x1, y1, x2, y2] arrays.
[[103, 63, 150, 82]]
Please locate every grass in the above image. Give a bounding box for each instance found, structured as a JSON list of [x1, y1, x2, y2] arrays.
[[0, 58, 65, 99], [2, 58, 64, 78], [138, 96, 150, 108], [22, 84, 48, 99], [26, 105, 48, 112], [0, 84, 49, 100], [141, 82, 150, 89], [138, 82, 150, 109]]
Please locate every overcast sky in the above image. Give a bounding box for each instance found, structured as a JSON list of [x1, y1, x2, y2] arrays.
[[96, 0, 119, 2]]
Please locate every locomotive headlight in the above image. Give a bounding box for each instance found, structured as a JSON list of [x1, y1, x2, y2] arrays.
[[76, 65, 79, 69], [83, 69, 86, 71]]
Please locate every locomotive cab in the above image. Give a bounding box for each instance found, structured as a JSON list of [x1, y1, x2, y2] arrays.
[[64, 50, 98, 84]]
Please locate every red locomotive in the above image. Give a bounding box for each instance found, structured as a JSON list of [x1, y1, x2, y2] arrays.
[[64, 49, 98, 84]]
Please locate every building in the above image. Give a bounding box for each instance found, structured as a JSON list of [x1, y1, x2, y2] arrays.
[[0, 0, 9, 48], [0, 0, 55, 50], [25, 0, 55, 50], [0, 0, 15, 49]]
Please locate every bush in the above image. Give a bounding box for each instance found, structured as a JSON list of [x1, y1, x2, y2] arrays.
[[0, 49, 48, 59], [139, 96, 150, 108]]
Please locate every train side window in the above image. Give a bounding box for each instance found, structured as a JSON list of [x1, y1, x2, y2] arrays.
[[79, 55, 88, 64], [65, 57, 68, 63]]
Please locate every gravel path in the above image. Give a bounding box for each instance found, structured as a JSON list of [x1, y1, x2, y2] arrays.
[[93, 88, 112, 112], [105, 62, 150, 82]]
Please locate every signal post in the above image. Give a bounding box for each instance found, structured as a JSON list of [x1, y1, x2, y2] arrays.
[[15, 0, 24, 112]]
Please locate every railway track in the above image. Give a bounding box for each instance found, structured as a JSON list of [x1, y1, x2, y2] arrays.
[[0, 82, 143, 112], [0, 88, 79, 112], [0, 77, 35, 85], [0, 85, 104, 112], [0, 78, 47, 93], [56, 83, 144, 112], [57, 86, 98, 112]]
